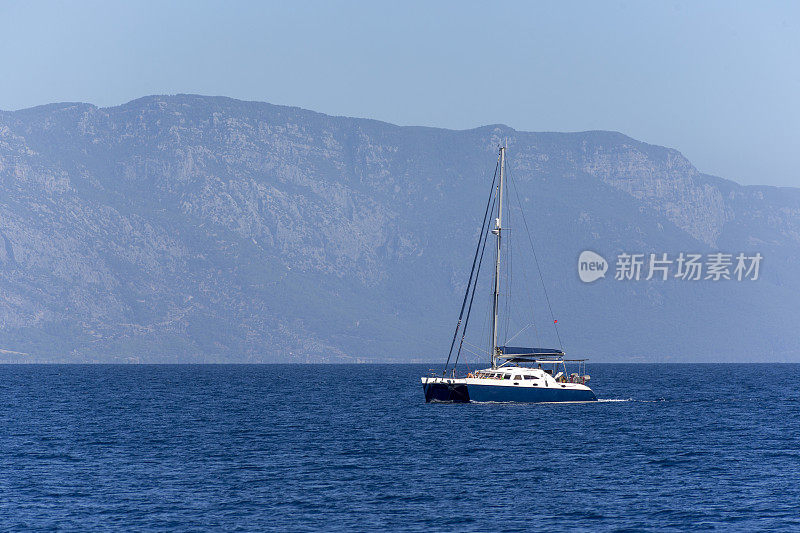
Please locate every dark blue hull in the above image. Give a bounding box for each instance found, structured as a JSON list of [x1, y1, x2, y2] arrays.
[[422, 382, 470, 403], [423, 382, 596, 403], [468, 384, 596, 403]]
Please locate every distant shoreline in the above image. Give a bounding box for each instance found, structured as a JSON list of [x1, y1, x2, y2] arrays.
[[0, 361, 798, 365]]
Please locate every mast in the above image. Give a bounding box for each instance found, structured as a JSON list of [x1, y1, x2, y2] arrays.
[[490, 145, 505, 368]]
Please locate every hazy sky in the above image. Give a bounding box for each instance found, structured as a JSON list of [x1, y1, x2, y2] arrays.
[[1, 0, 797, 186]]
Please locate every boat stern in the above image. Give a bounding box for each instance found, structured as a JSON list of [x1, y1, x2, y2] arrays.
[[421, 377, 470, 403]]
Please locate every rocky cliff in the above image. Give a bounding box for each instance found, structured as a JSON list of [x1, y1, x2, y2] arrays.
[[1, 95, 798, 362]]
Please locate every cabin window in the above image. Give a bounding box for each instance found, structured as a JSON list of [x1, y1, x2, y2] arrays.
[[523, 375, 536, 380], [514, 375, 522, 380], [503, 374, 511, 380]]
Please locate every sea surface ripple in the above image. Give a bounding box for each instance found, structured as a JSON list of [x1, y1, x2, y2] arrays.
[[1, 363, 799, 531]]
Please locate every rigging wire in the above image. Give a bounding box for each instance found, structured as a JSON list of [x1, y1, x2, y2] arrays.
[[502, 170, 512, 348], [505, 322, 536, 345], [506, 164, 564, 351], [442, 157, 499, 375], [452, 192, 496, 371], [457, 342, 487, 360], [506, 199, 543, 350], [459, 338, 488, 354]]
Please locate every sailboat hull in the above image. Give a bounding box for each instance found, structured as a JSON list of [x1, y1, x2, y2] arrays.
[[467, 384, 596, 403], [423, 381, 471, 403], [422, 377, 596, 403]]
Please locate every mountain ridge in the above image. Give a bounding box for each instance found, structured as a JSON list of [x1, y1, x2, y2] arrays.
[[1, 94, 798, 362]]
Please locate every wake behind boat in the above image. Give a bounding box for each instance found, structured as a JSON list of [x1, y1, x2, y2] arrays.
[[421, 146, 597, 403]]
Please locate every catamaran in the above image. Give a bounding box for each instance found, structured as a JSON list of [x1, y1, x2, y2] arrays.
[[421, 146, 596, 403]]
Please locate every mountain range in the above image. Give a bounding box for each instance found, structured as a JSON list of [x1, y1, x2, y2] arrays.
[[1, 95, 798, 362]]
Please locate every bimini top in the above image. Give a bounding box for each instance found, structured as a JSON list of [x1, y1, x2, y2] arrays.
[[498, 346, 565, 359]]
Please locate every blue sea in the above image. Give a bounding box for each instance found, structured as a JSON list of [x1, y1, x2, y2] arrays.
[[1, 364, 799, 531]]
